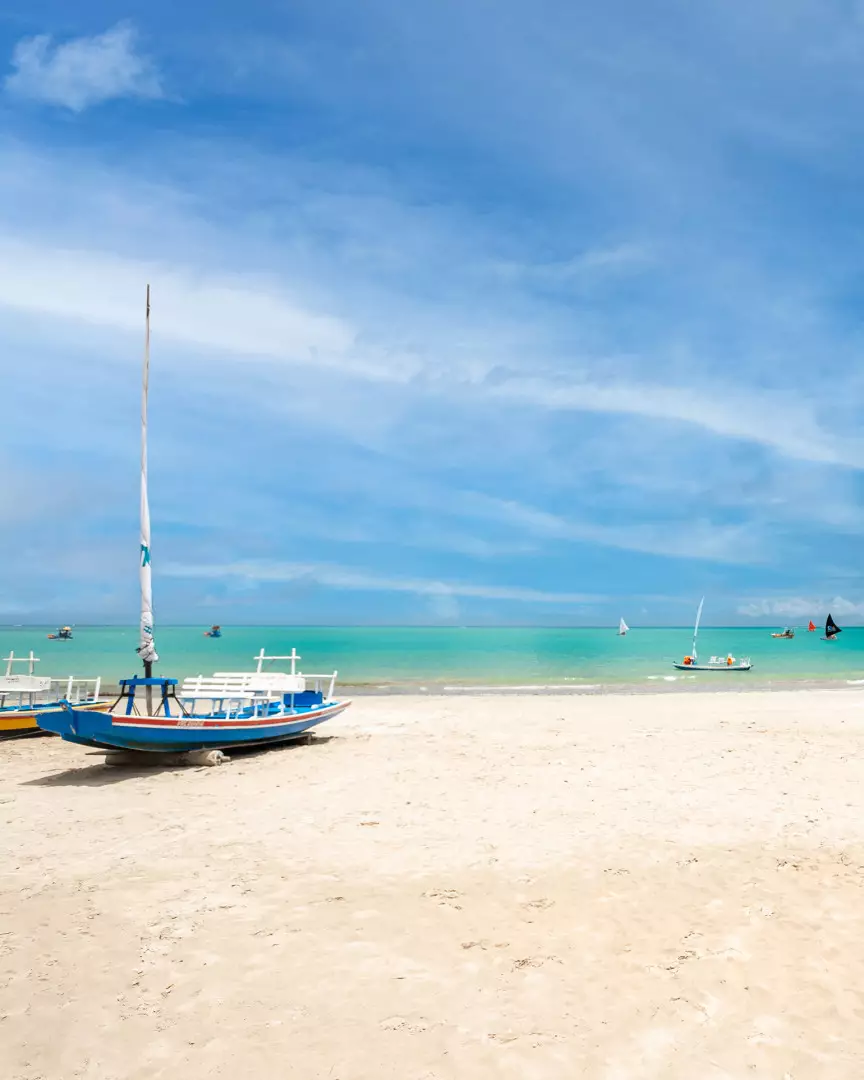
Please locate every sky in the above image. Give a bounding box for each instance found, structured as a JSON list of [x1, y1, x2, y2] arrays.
[[2, 1, 864, 626]]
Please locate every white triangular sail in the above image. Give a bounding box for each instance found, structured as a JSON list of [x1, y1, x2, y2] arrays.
[[691, 596, 705, 661], [137, 284, 158, 667], [618, 618, 629, 635]]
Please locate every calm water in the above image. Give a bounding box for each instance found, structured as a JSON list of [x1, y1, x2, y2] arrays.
[[1, 626, 862, 690]]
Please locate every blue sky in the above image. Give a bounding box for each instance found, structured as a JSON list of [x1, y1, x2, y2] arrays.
[[2, 1, 864, 625]]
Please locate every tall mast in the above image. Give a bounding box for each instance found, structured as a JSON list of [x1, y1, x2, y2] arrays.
[[138, 285, 158, 710], [692, 596, 705, 660]]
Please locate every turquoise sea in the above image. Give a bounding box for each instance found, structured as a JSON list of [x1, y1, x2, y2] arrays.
[[1, 626, 863, 691]]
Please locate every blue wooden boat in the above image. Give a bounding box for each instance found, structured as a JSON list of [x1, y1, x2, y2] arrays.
[[37, 287, 350, 755], [38, 655, 350, 752]]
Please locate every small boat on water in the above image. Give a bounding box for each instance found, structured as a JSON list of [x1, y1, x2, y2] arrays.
[[771, 627, 795, 639], [0, 651, 108, 739], [38, 286, 350, 756], [617, 618, 629, 636], [47, 626, 73, 640], [823, 614, 842, 641], [807, 620, 817, 632], [673, 597, 752, 672], [204, 625, 222, 638]]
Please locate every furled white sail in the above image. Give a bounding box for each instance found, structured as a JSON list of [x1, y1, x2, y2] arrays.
[[137, 285, 158, 667], [691, 596, 705, 660], [618, 618, 629, 635]]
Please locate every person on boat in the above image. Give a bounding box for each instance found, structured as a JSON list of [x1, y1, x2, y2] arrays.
[[727, 654, 733, 666], [683, 655, 693, 666]]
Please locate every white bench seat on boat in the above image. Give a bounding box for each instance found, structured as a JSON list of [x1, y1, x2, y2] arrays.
[[212, 672, 306, 694]]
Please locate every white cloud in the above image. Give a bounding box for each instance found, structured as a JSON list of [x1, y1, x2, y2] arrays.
[[455, 492, 764, 564], [163, 560, 602, 605], [0, 237, 357, 370], [489, 376, 864, 470], [493, 243, 655, 287], [0, 230, 855, 478], [737, 596, 864, 619], [5, 22, 162, 112]]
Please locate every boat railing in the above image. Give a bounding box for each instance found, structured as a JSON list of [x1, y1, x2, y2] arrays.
[[179, 687, 272, 719], [0, 674, 101, 708], [0, 674, 52, 709], [301, 671, 338, 701], [209, 672, 305, 695], [211, 668, 339, 701], [52, 677, 102, 704]]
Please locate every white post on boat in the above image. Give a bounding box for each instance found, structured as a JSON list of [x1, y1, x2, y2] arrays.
[[138, 284, 159, 714], [692, 596, 705, 663]]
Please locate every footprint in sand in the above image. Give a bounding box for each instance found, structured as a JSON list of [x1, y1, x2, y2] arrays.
[[380, 1016, 430, 1034], [422, 889, 463, 909]]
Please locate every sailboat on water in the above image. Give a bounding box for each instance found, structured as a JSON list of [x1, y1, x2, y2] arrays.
[[673, 597, 752, 671], [807, 620, 817, 632], [38, 287, 351, 754], [822, 614, 842, 642], [617, 618, 629, 636]]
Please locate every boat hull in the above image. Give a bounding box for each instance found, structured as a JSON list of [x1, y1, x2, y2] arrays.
[[0, 699, 111, 739], [36, 699, 351, 752], [673, 663, 752, 672]]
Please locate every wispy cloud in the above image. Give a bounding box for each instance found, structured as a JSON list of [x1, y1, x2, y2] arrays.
[[5, 22, 162, 111], [0, 237, 356, 369], [738, 596, 864, 619], [163, 560, 602, 605], [488, 377, 864, 471]]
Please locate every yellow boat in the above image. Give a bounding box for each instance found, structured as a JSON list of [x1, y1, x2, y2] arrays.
[[0, 651, 111, 739]]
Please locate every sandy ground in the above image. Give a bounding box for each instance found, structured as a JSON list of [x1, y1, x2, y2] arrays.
[[3, 689, 864, 1079]]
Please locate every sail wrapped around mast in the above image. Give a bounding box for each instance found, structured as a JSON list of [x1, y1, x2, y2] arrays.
[[137, 285, 158, 666]]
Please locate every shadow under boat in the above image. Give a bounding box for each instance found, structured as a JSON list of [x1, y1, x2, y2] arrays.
[[23, 732, 337, 787]]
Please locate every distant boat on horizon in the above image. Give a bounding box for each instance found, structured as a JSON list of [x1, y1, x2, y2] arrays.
[[204, 625, 222, 638], [617, 618, 629, 636], [823, 614, 842, 641], [808, 620, 817, 632], [771, 627, 795, 639]]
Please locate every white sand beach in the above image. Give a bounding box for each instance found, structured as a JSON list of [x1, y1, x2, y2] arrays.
[[3, 688, 864, 1078]]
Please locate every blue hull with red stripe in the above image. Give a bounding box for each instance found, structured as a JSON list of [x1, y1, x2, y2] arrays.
[[37, 698, 351, 752]]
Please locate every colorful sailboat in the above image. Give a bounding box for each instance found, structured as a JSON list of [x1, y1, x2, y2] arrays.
[[807, 620, 817, 632], [823, 614, 842, 641], [617, 618, 629, 636], [38, 286, 350, 754], [47, 626, 73, 640], [673, 597, 752, 671], [1, 651, 108, 739]]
